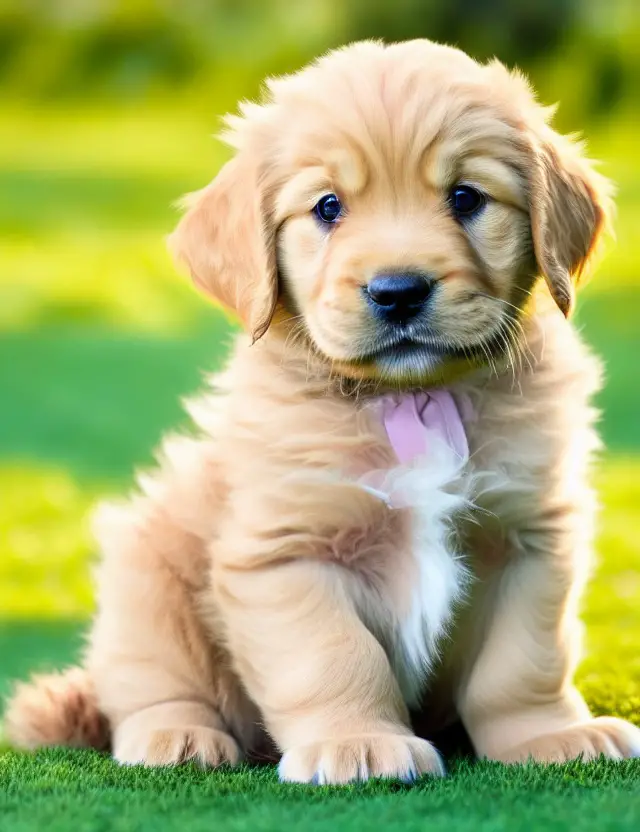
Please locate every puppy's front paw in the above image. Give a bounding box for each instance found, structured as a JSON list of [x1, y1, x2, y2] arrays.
[[497, 717, 640, 765], [278, 733, 445, 785], [115, 725, 241, 768]]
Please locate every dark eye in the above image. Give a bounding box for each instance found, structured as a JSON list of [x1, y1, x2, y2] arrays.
[[314, 193, 343, 224], [449, 185, 485, 219]]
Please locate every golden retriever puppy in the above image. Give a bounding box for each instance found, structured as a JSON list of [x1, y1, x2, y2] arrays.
[[5, 39, 640, 784]]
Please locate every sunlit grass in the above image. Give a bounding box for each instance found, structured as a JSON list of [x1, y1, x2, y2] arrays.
[[0, 101, 225, 334], [0, 232, 203, 334], [0, 465, 97, 618], [0, 101, 227, 179], [578, 458, 640, 722]]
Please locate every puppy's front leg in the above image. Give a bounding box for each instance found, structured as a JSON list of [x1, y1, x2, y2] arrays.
[[217, 557, 444, 784], [457, 512, 640, 764]]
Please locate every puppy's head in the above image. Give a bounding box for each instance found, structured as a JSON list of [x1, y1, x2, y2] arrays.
[[171, 40, 611, 385]]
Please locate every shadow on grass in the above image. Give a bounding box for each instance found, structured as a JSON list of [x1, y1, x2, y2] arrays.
[[576, 287, 640, 452], [0, 621, 84, 697], [0, 313, 234, 485]]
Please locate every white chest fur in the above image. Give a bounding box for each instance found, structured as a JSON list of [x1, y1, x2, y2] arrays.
[[360, 438, 472, 706]]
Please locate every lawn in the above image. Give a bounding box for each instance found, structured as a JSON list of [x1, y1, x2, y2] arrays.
[[1, 100, 639, 829]]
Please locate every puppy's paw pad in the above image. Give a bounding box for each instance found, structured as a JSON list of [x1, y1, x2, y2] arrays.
[[278, 733, 444, 785], [115, 725, 241, 768], [498, 717, 640, 764]]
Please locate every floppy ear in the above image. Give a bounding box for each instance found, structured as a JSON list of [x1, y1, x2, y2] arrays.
[[169, 152, 278, 341], [528, 130, 610, 317]]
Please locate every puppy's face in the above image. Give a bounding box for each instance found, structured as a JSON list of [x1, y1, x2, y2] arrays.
[[172, 41, 609, 387], [273, 82, 531, 383]]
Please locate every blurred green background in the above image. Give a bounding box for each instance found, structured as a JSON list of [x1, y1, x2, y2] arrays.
[[0, 0, 639, 718]]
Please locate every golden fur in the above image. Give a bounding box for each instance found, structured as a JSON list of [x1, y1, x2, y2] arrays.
[[5, 39, 639, 783]]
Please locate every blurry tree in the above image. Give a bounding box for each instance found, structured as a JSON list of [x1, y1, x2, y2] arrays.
[[339, 0, 578, 69], [0, 0, 637, 125], [337, 0, 639, 126]]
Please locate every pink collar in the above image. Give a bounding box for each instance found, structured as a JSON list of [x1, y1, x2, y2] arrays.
[[357, 389, 471, 509], [378, 390, 470, 464]]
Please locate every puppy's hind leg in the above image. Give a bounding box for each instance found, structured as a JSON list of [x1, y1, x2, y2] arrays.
[[86, 498, 258, 769], [457, 516, 640, 764]]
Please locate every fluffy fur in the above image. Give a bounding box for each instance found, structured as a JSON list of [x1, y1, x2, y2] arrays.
[[5, 39, 640, 784]]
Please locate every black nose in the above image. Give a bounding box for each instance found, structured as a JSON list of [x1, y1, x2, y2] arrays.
[[366, 271, 434, 323]]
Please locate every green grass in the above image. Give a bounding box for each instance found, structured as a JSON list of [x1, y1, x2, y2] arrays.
[[1, 749, 639, 832], [1, 97, 640, 829]]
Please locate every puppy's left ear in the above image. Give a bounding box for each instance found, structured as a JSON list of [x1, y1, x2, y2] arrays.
[[528, 127, 612, 317], [169, 150, 278, 341]]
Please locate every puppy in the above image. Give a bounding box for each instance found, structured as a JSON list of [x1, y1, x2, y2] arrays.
[[5, 39, 640, 784]]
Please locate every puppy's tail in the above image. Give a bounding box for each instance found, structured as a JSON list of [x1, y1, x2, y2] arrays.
[[3, 667, 110, 751]]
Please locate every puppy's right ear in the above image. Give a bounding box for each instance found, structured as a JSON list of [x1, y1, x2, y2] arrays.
[[169, 151, 278, 342]]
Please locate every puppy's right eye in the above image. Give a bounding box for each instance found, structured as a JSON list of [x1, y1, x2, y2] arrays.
[[314, 193, 343, 224]]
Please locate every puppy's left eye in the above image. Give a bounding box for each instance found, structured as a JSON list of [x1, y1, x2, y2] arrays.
[[449, 185, 486, 220], [314, 193, 343, 224]]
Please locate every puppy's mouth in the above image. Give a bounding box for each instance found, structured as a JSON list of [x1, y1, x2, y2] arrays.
[[358, 338, 447, 363], [350, 316, 517, 377], [357, 341, 452, 380]]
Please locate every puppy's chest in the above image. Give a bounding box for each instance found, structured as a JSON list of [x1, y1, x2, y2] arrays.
[[341, 390, 511, 705], [360, 448, 473, 706]]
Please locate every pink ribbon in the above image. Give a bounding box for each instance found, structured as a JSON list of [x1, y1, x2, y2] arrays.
[[379, 390, 469, 464]]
